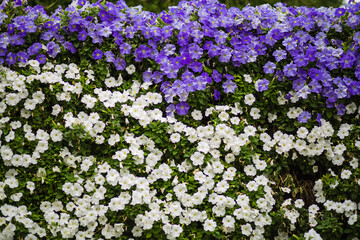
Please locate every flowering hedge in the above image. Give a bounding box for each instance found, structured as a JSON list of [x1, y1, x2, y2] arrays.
[[1, 0, 360, 239]]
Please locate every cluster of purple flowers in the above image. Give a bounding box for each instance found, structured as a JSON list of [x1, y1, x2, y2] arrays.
[[1, 0, 360, 116]]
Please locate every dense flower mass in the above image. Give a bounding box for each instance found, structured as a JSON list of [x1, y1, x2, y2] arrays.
[[0, 0, 360, 239]]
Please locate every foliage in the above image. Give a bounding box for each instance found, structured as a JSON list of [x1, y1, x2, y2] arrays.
[[0, 0, 360, 239]]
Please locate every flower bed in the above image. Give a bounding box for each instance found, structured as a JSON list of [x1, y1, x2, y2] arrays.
[[1, 0, 360, 239]]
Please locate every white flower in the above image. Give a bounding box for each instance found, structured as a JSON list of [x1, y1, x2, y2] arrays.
[[51, 104, 61, 116], [244, 74, 252, 83], [81, 94, 97, 109], [24, 98, 37, 110], [222, 215, 235, 228], [26, 181, 35, 194], [197, 141, 210, 154], [191, 110, 203, 120], [50, 129, 63, 142], [225, 153, 235, 163], [5, 177, 19, 188], [346, 102, 357, 114], [214, 180, 229, 194], [10, 192, 22, 201], [297, 127, 309, 138], [304, 229, 322, 240], [230, 117, 240, 124], [268, 112, 277, 122], [244, 94, 255, 105], [244, 125, 256, 137], [348, 214, 357, 225], [203, 219, 216, 231], [170, 133, 181, 143], [250, 108, 261, 119], [295, 199, 305, 208], [340, 169, 352, 179], [244, 165, 257, 176], [218, 111, 229, 121], [241, 223, 253, 236], [32, 91, 45, 104], [281, 187, 291, 193], [126, 64, 136, 74]]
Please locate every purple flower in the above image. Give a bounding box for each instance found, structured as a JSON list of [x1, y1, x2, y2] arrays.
[[179, 53, 191, 66], [336, 103, 346, 116], [212, 69, 222, 83], [293, 79, 306, 91], [64, 42, 76, 54], [166, 104, 176, 117], [222, 80, 237, 93], [134, 45, 150, 62], [335, 85, 348, 98], [188, 43, 203, 60], [273, 50, 287, 62], [176, 101, 190, 115], [178, 89, 189, 101], [219, 47, 232, 63], [335, 8, 346, 17], [163, 64, 179, 79], [11, 34, 25, 46], [162, 26, 173, 39], [294, 55, 309, 67], [27, 42, 42, 56], [214, 89, 220, 101], [283, 37, 297, 51], [160, 81, 172, 93], [162, 44, 176, 56], [92, 49, 103, 60], [41, 30, 54, 41], [0, 48, 6, 57], [189, 61, 202, 73], [214, 30, 227, 44], [17, 51, 29, 63], [208, 44, 220, 58], [152, 71, 163, 84], [6, 52, 16, 65], [47, 41, 60, 58], [113, 58, 126, 71], [256, 79, 270, 92], [78, 0, 86, 6], [193, 75, 208, 91], [78, 30, 88, 41], [119, 42, 131, 55], [192, 29, 204, 43], [263, 61, 276, 74], [14, 0, 23, 7], [143, 69, 153, 82], [104, 51, 115, 63], [36, 54, 47, 64], [340, 53, 356, 69], [283, 62, 297, 77], [177, 31, 189, 46], [203, 26, 214, 38], [24, 22, 37, 33], [297, 85, 311, 99], [325, 90, 338, 103], [348, 81, 360, 95], [7, 24, 15, 34], [316, 113, 322, 126], [355, 67, 360, 81], [298, 111, 311, 123]]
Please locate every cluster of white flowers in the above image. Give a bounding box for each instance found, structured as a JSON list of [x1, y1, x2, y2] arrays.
[[1, 59, 360, 239]]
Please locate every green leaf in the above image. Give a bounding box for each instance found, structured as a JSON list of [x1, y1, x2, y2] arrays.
[[326, 110, 333, 119]]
